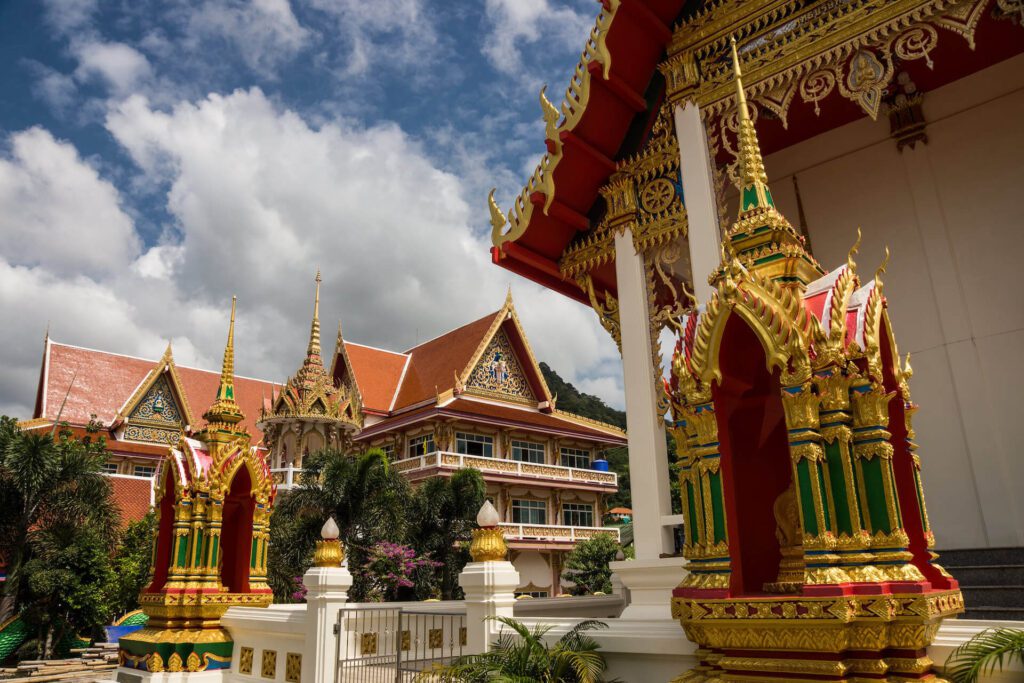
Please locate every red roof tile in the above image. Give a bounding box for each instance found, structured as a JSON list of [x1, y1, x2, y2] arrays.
[[391, 311, 501, 410], [343, 343, 408, 412], [40, 342, 276, 442]]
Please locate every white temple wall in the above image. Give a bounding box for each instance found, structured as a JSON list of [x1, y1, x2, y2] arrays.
[[758, 53, 1024, 549], [511, 549, 552, 593]]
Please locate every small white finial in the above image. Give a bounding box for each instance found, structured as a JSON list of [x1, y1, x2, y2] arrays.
[[321, 516, 340, 540], [477, 499, 500, 528]]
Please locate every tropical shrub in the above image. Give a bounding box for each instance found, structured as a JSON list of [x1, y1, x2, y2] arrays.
[[944, 627, 1024, 683]]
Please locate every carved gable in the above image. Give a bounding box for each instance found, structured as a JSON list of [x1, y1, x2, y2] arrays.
[[125, 374, 185, 445], [466, 329, 536, 401]]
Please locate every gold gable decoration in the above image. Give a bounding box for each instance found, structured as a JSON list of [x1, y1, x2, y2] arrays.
[[466, 330, 536, 403], [125, 374, 185, 446]]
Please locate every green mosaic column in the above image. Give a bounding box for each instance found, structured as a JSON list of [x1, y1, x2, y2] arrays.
[[815, 368, 881, 583], [680, 402, 730, 592], [781, 383, 848, 589], [166, 499, 193, 589], [850, 379, 923, 584]]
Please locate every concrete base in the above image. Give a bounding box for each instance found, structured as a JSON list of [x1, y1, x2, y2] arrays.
[[609, 557, 686, 620], [459, 560, 520, 654], [115, 669, 226, 683]]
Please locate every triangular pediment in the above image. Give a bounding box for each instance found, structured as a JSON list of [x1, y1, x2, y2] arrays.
[[118, 346, 194, 446], [459, 297, 554, 407]]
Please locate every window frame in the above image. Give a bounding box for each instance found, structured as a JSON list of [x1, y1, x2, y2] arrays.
[[562, 502, 595, 528], [101, 462, 119, 475], [133, 464, 157, 478], [511, 499, 547, 525], [407, 434, 436, 458], [510, 439, 545, 464], [559, 446, 591, 469], [455, 431, 494, 458]]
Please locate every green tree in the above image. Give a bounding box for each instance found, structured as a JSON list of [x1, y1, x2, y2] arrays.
[[109, 512, 157, 617], [0, 418, 119, 629], [427, 617, 617, 683], [268, 448, 411, 602], [944, 627, 1024, 683], [405, 468, 485, 600], [561, 534, 621, 596]]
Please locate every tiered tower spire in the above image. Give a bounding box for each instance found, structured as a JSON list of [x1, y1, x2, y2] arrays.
[[202, 296, 246, 429], [721, 37, 823, 288]]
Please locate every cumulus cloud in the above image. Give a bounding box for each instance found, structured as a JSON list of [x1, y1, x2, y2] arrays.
[[183, 0, 310, 76], [73, 41, 153, 96], [0, 127, 141, 278]]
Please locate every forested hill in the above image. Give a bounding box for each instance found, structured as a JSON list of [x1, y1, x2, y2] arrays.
[[538, 363, 626, 429]]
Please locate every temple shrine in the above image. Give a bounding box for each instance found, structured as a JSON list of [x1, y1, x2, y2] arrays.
[[485, 0, 1023, 677]]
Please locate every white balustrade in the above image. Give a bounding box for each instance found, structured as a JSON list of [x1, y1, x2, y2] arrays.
[[391, 451, 618, 488], [498, 522, 620, 544]]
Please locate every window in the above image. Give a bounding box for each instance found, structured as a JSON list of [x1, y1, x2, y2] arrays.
[[133, 464, 157, 478], [380, 443, 395, 460], [511, 499, 546, 525], [515, 590, 549, 598], [511, 440, 545, 464], [408, 434, 435, 457], [562, 503, 594, 527], [560, 447, 591, 469], [456, 432, 493, 458], [101, 462, 119, 474]]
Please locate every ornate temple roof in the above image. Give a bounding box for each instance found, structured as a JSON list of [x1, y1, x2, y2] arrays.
[[260, 272, 362, 430]]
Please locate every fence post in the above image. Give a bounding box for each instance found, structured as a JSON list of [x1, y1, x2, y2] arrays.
[[303, 518, 353, 683], [459, 501, 520, 655]]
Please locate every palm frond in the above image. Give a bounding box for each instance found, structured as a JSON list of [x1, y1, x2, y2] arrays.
[[945, 628, 1024, 683]]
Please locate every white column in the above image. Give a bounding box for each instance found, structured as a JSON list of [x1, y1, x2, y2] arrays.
[[675, 102, 722, 303], [613, 227, 673, 560], [302, 564, 353, 683], [459, 560, 520, 654]]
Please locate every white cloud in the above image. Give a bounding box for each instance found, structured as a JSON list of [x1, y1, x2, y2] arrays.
[[481, 0, 593, 78], [184, 0, 311, 75], [307, 0, 438, 77], [41, 0, 99, 36], [0, 127, 141, 278], [73, 41, 153, 97]]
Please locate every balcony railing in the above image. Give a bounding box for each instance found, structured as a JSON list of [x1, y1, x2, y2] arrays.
[[499, 523, 620, 544], [391, 451, 617, 488], [271, 451, 618, 491]]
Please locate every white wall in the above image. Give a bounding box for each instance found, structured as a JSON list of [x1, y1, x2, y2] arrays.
[[512, 550, 552, 592], [759, 53, 1024, 549]]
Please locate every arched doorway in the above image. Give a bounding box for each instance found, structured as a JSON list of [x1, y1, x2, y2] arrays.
[[712, 315, 795, 596], [220, 466, 254, 593], [148, 474, 176, 591]]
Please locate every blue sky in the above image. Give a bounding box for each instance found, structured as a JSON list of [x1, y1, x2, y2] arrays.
[[0, 0, 624, 418]]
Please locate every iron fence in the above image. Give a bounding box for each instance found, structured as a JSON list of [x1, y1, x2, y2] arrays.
[[335, 606, 466, 683]]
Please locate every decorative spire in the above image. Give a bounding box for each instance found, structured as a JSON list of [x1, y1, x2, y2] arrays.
[[731, 37, 773, 217], [203, 296, 245, 427], [307, 270, 322, 360], [712, 37, 823, 289]]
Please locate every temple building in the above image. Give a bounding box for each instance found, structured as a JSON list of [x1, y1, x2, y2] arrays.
[[23, 283, 625, 598], [487, 0, 1024, 620]]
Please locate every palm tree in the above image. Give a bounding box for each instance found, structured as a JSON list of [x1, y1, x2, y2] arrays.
[[406, 468, 485, 600], [944, 627, 1024, 683], [268, 448, 411, 601], [424, 617, 618, 683], [0, 417, 119, 649]]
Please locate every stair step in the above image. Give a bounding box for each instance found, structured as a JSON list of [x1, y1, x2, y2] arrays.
[[938, 547, 1024, 567], [961, 585, 1024, 608], [961, 605, 1024, 621], [944, 565, 1024, 586]]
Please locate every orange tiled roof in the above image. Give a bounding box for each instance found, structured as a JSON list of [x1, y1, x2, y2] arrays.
[[39, 342, 276, 442], [342, 343, 408, 413], [391, 311, 501, 410]]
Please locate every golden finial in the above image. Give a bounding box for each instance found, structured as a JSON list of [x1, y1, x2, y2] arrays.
[[161, 341, 173, 361], [488, 189, 507, 238], [847, 228, 862, 271], [307, 270, 322, 359], [469, 500, 507, 562], [730, 36, 772, 215], [203, 296, 245, 427], [505, 284, 513, 306], [540, 85, 559, 140], [903, 352, 913, 380]]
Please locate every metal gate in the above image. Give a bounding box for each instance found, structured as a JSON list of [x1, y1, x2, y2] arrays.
[[335, 607, 466, 682]]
